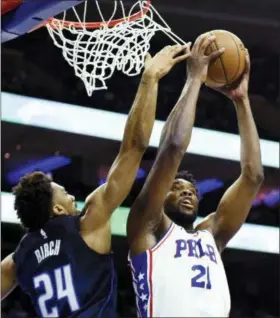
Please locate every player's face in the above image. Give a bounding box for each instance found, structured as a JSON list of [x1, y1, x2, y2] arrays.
[[51, 182, 78, 216], [164, 179, 199, 226]]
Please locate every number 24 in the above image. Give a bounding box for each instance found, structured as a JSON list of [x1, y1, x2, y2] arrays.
[[191, 265, 212, 289], [33, 264, 79, 317]]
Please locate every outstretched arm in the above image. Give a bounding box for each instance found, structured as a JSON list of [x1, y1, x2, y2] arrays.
[[196, 51, 264, 252], [1, 254, 17, 301], [80, 45, 191, 251], [128, 34, 224, 253]]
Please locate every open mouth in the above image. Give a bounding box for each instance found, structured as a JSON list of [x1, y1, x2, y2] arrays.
[[180, 199, 193, 208]]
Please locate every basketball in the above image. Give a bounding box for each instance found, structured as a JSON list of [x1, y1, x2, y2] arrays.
[[205, 30, 246, 88]]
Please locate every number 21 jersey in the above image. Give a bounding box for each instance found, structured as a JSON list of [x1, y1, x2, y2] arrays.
[[128, 222, 231, 317]]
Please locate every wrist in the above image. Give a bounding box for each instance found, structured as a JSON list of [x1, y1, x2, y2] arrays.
[[188, 71, 206, 85], [142, 70, 159, 83], [186, 74, 203, 86], [233, 94, 249, 105]]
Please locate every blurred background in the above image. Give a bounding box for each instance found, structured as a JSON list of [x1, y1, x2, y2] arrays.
[[1, 0, 279, 317]]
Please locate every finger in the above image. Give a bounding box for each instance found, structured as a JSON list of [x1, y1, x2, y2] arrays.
[[185, 41, 192, 53], [170, 44, 182, 51], [161, 45, 172, 53], [169, 43, 185, 52], [173, 52, 191, 63], [208, 47, 225, 61], [192, 33, 210, 53], [186, 41, 192, 49], [171, 42, 192, 56], [200, 35, 216, 52], [169, 44, 182, 55]]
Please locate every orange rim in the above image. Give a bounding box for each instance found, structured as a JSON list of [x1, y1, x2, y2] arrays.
[[46, 0, 151, 30]]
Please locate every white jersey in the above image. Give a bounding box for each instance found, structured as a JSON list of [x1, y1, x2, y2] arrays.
[[128, 222, 231, 317]]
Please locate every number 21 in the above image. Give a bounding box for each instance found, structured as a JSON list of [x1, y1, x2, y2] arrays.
[[191, 265, 212, 289]]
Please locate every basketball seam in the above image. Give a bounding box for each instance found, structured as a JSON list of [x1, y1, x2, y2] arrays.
[[229, 34, 241, 82], [212, 38, 229, 85], [207, 33, 225, 84]]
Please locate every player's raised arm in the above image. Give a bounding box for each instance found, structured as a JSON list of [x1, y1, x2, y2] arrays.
[[196, 50, 264, 252], [127, 35, 224, 252], [1, 253, 17, 301], [80, 45, 191, 234]]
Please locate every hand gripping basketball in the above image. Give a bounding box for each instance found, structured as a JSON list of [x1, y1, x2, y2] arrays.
[[144, 43, 191, 80], [208, 49, 250, 102], [187, 34, 225, 84]]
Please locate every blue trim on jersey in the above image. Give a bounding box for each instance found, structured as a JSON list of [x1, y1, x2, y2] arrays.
[[98, 256, 115, 318], [130, 252, 150, 318]]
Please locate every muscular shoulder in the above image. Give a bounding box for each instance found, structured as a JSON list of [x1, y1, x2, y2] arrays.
[[128, 214, 173, 257]]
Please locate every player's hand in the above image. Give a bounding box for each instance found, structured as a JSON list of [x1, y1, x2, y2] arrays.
[[143, 43, 191, 80], [187, 33, 225, 84], [207, 49, 250, 101]]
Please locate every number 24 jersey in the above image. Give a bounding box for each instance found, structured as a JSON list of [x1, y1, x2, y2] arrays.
[[13, 215, 117, 318]]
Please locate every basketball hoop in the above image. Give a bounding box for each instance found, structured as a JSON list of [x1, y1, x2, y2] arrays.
[[45, 0, 186, 96]]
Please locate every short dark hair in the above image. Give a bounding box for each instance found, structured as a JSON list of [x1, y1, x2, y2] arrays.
[[13, 172, 53, 231], [175, 170, 198, 194]]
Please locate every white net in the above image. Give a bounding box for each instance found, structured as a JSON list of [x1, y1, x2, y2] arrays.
[[46, 0, 185, 96]]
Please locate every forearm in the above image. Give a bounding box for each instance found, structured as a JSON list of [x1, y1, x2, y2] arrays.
[[234, 96, 263, 179], [131, 77, 202, 217], [159, 81, 190, 147], [121, 72, 158, 152], [161, 77, 202, 150], [1, 254, 17, 301]]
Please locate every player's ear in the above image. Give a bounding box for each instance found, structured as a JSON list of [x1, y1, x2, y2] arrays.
[[53, 204, 67, 216]]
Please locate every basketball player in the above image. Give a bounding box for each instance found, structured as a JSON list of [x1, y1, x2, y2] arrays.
[[1, 44, 191, 317], [127, 33, 264, 317]]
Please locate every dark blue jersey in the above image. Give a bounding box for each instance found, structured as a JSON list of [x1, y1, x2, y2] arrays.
[[13, 215, 117, 318]]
